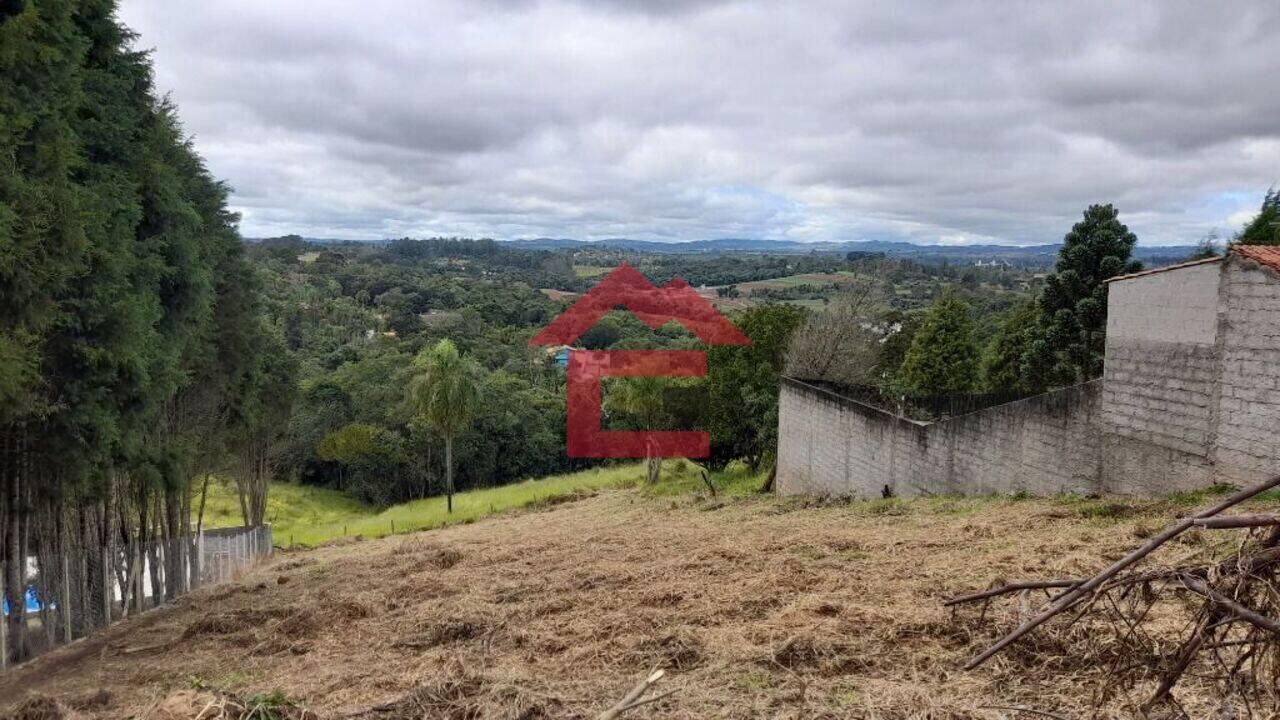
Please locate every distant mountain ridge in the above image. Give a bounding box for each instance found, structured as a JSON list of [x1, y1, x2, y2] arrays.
[[503, 237, 1198, 264], [247, 235, 1199, 266]]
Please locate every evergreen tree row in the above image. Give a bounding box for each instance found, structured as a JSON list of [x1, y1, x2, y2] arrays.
[[0, 0, 292, 661]]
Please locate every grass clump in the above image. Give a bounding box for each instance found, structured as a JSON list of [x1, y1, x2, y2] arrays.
[[638, 460, 767, 499], [200, 482, 373, 541]]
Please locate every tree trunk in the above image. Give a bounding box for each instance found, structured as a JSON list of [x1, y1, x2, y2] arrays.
[[646, 456, 661, 484], [4, 425, 28, 663], [445, 435, 454, 514], [191, 473, 211, 589], [421, 444, 433, 499], [163, 484, 182, 600]]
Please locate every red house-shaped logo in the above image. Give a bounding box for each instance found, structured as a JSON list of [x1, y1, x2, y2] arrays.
[[531, 264, 750, 458]]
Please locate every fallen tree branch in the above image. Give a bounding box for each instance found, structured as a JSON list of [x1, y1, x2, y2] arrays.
[[963, 474, 1280, 670], [977, 705, 1071, 720], [1192, 514, 1280, 529], [1143, 607, 1217, 709], [944, 580, 1080, 607], [1178, 574, 1280, 637], [597, 665, 674, 720]]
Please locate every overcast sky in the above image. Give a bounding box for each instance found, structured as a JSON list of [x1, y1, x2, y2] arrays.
[[117, 1, 1280, 246]]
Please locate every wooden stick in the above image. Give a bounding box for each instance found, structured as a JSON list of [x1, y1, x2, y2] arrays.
[[597, 665, 670, 720], [1192, 514, 1280, 529], [1179, 574, 1280, 637], [944, 580, 1079, 606], [964, 474, 1280, 670], [977, 705, 1070, 720]]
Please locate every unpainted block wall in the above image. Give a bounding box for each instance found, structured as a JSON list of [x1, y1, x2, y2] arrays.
[[776, 378, 1102, 498], [1101, 261, 1220, 462], [1214, 259, 1280, 484]]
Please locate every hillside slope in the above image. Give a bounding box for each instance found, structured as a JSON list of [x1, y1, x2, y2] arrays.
[[0, 489, 1243, 718]]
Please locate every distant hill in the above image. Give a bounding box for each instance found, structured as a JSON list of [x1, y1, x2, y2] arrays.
[[505, 237, 1199, 267], [247, 235, 1199, 268]]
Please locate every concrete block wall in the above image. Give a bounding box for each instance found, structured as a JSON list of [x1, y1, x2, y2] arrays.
[[1213, 259, 1280, 484], [776, 379, 937, 498], [944, 383, 1102, 495], [1101, 341, 1219, 457], [777, 378, 1101, 498], [1101, 260, 1221, 459]]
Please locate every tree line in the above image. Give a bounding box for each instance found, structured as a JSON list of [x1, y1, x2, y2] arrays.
[[791, 195, 1280, 410], [1, 0, 292, 661]]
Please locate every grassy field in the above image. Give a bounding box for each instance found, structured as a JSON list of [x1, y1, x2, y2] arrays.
[[202, 461, 765, 547], [572, 264, 614, 278], [200, 481, 370, 541], [200, 463, 684, 547]]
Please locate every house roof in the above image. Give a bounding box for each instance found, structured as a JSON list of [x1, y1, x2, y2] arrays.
[[1232, 245, 1280, 272], [1104, 255, 1222, 283]]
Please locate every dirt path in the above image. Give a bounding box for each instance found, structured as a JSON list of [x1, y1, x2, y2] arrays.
[[0, 490, 1221, 718]]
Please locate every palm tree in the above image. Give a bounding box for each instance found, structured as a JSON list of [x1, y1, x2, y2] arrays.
[[606, 376, 668, 484], [407, 340, 479, 513]]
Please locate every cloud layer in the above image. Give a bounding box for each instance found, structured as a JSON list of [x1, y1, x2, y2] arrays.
[[118, 0, 1280, 245]]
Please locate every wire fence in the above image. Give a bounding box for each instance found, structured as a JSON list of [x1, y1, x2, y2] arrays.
[[1, 524, 272, 670]]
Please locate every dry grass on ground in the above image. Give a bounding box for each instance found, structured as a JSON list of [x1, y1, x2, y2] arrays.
[[0, 488, 1265, 719]]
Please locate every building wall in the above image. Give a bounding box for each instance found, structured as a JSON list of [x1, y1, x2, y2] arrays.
[[1101, 261, 1221, 459], [777, 378, 1102, 498], [1213, 258, 1280, 484]]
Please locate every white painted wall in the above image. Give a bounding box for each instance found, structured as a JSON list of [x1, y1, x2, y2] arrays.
[[1106, 261, 1221, 346]]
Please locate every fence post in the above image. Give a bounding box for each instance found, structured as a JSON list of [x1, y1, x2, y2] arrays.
[[1, 570, 8, 670], [62, 553, 72, 644], [179, 537, 188, 596], [101, 545, 112, 627]]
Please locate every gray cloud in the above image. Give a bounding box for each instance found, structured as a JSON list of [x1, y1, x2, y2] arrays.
[[119, 0, 1280, 245]]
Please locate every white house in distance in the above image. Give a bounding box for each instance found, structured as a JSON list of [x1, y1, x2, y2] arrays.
[[776, 246, 1280, 498]]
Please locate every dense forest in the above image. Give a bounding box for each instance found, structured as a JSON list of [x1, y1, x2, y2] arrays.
[[243, 233, 1049, 508]]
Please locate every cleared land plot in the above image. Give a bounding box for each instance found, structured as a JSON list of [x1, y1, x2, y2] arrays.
[[698, 272, 869, 310], [732, 271, 861, 290], [540, 288, 578, 301], [3, 488, 1262, 718], [573, 265, 614, 278]]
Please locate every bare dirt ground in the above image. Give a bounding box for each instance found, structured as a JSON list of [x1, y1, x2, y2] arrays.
[[0, 490, 1247, 718]]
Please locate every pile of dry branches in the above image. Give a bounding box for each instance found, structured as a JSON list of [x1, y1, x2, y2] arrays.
[[948, 476, 1280, 716]]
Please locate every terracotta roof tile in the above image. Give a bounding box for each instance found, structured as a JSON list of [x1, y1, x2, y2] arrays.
[[1232, 245, 1280, 272]]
